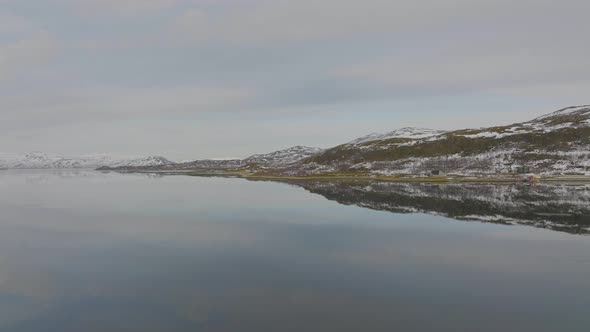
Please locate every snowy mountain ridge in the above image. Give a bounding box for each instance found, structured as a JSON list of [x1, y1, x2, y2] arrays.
[[5, 105, 590, 176], [244, 146, 324, 167], [0, 152, 174, 169], [289, 105, 590, 177], [532, 105, 590, 121], [453, 105, 590, 140], [95, 145, 325, 171], [348, 127, 447, 145]]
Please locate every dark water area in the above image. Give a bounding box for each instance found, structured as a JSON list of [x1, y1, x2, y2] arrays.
[[0, 170, 589, 332]]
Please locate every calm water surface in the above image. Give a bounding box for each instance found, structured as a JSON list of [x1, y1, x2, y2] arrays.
[[0, 170, 589, 332]]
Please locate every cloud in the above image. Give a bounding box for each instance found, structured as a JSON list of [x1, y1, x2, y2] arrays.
[[1, 0, 589, 158], [167, 0, 455, 44], [0, 31, 59, 80], [48, 0, 257, 20], [165, 0, 589, 45], [330, 51, 590, 95], [0, 84, 256, 131], [57, 0, 181, 17], [0, 12, 36, 34]]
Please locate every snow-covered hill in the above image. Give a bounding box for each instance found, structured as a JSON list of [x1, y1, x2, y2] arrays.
[[291, 105, 590, 176], [97, 146, 324, 171], [454, 105, 590, 139], [0, 152, 174, 169], [244, 146, 324, 167], [348, 128, 447, 145]]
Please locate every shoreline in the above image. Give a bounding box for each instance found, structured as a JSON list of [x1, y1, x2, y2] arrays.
[[101, 169, 590, 184]]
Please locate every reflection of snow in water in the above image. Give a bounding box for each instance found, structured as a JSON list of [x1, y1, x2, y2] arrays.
[[298, 181, 590, 235]]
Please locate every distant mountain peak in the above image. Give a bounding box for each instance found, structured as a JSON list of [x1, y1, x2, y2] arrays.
[[0, 153, 175, 169]]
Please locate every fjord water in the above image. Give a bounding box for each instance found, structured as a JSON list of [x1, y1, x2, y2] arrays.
[[0, 171, 589, 332]]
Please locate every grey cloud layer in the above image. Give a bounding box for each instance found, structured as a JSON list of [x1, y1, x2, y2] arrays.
[[1, 0, 589, 158]]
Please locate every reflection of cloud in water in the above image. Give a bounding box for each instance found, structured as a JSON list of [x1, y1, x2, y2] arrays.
[[2, 215, 589, 332], [0, 169, 162, 185], [0, 171, 589, 331]]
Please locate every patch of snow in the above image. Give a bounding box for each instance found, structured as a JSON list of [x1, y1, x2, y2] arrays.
[[461, 131, 505, 139], [348, 127, 447, 145], [245, 146, 324, 167], [533, 105, 590, 121]]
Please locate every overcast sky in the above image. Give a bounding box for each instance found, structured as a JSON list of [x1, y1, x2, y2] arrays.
[[1, 0, 589, 160]]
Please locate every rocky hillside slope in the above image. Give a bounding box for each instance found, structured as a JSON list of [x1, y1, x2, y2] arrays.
[[287, 105, 590, 176], [244, 146, 324, 168], [99, 146, 324, 171]]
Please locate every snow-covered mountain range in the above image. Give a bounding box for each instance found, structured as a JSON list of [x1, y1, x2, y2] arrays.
[[6, 105, 590, 177], [97, 146, 325, 171], [0, 152, 174, 169]]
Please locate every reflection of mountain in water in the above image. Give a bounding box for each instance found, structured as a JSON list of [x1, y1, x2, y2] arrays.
[[290, 181, 590, 235], [0, 169, 163, 185]]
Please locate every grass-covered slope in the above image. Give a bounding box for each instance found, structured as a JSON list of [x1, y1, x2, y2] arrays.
[[292, 105, 590, 176]]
